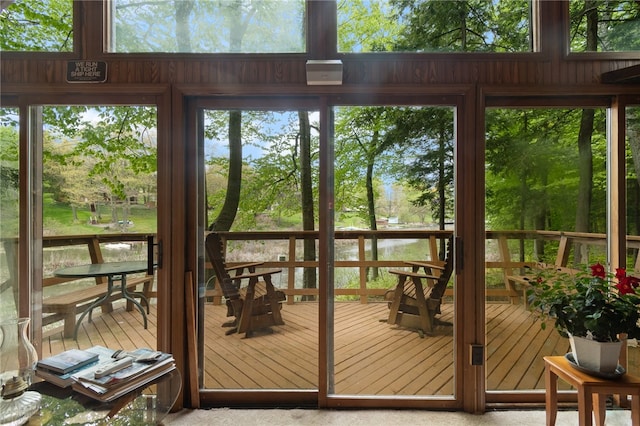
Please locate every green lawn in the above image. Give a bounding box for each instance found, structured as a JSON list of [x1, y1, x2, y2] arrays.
[[44, 195, 157, 235]]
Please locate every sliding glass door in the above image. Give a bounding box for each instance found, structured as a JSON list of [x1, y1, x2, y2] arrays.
[[194, 101, 321, 398], [193, 96, 464, 408]]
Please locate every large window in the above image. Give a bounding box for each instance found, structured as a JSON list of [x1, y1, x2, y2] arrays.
[[570, 0, 640, 52], [0, 0, 73, 52], [338, 0, 532, 53], [109, 0, 305, 53], [484, 106, 608, 392]]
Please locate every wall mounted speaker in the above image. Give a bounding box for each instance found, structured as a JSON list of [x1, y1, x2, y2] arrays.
[[306, 60, 343, 85]]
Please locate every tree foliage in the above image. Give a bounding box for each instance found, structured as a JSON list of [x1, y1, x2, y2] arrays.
[[390, 0, 530, 52], [0, 0, 73, 51], [337, 0, 402, 52], [570, 0, 640, 52], [113, 0, 304, 53]]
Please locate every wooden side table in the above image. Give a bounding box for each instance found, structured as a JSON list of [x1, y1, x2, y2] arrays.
[[544, 355, 640, 426]]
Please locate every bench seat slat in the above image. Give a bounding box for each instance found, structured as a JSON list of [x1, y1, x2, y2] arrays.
[[42, 275, 153, 337]]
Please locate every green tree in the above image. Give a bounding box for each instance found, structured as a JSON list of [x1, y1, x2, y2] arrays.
[[570, 0, 640, 52], [42, 106, 157, 226], [338, 0, 402, 52], [0, 0, 73, 52], [0, 124, 19, 237], [299, 111, 317, 294], [387, 107, 454, 256], [202, 1, 303, 231], [335, 107, 399, 278], [486, 108, 607, 262], [627, 108, 640, 236], [391, 0, 530, 52], [113, 0, 304, 53]]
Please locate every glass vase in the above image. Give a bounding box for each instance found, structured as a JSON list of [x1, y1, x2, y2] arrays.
[[0, 318, 41, 426]]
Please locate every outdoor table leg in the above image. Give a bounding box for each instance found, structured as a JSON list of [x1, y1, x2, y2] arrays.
[[120, 274, 148, 329], [124, 286, 150, 313], [74, 277, 114, 340]]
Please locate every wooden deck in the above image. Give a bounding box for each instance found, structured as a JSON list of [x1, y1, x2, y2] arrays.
[[40, 299, 157, 356], [201, 301, 567, 394], [41, 301, 639, 396]]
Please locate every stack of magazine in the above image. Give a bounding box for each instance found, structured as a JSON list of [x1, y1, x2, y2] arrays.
[[36, 345, 176, 402], [36, 348, 100, 388]]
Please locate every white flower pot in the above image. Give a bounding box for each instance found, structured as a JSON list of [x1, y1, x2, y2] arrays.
[[569, 334, 623, 374]]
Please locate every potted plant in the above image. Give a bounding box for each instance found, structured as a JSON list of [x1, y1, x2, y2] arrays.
[[526, 263, 640, 374]]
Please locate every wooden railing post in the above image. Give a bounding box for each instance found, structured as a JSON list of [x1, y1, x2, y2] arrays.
[[358, 235, 367, 304], [87, 236, 112, 313], [555, 234, 571, 267], [498, 235, 521, 304], [287, 236, 296, 305]]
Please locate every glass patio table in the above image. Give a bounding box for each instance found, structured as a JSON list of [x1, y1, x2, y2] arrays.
[[54, 261, 150, 340]]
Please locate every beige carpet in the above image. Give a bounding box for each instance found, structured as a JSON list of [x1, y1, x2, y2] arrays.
[[164, 408, 633, 425]]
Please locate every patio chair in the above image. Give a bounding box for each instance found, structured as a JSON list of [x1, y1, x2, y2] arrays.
[[385, 236, 454, 337], [205, 232, 286, 337]]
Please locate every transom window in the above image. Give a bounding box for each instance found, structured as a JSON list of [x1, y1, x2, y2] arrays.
[[0, 0, 73, 52], [108, 0, 305, 53]]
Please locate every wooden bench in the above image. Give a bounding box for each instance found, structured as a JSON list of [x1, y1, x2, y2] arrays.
[[42, 273, 154, 338], [500, 233, 640, 308], [500, 234, 583, 305], [3, 234, 157, 338]]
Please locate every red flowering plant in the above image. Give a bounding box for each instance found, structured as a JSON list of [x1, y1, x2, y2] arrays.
[[526, 263, 640, 342]]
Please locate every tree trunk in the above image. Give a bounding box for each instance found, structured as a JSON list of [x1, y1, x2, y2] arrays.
[[366, 159, 379, 280], [175, 1, 194, 52], [299, 111, 317, 296], [209, 2, 246, 231], [366, 131, 379, 280], [574, 108, 594, 265], [627, 109, 640, 235], [573, 1, 597, 265], [209, 111, 242, 231], [437, 123, 447, 257]]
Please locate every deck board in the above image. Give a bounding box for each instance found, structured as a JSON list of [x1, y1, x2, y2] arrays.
[[42, 301, 638, 397]]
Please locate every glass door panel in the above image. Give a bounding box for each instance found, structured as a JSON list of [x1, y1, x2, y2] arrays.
[[0, 107, 20, 323], [625, 105, 640, 377], [331, 105, 456, 397], [484, 107, 608, 392], [197, 108, 319, 391], [37, 105, 158, 352]]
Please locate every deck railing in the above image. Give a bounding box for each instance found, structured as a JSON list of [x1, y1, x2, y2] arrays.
[[4, 230, 640, 308], [1, 234, 155, 304], [214, 229, 640, 304]]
